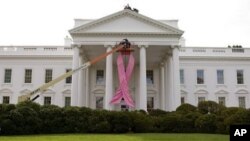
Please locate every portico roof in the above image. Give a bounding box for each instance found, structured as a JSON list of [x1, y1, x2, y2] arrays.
[[69, 9, 184, 36]]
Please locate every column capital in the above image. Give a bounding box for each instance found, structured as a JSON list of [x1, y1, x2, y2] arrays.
[[160, 62, 165, 67], [104, 42, 116, 48], [137, 43, 149, 49], [170, 45, 181, 49], [71, 43, 81, 48]]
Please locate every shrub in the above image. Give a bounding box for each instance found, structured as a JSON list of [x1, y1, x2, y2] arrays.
[[221, 107, 242, 117], [176, 103, 197, 114], [88, 110, 112, 133], [3, 106, 41, 135], [109, 111, 132, 133], [3, 101, 250, 135], [62, 106, 84, 133], [0, 119, 17, 135], [78, 107, 93, 133], [39, 105, 64, 133], [198, 101, 226, 114], [148, 109, 169, 117], [195, 114, 217, 133], [130, 111, 154, 133], [17, 101, 40, 112], [179, 112, 201, 132], [0, 104, 16, 114], [159, 113, 181, 132], [224, 108, 250, 132]]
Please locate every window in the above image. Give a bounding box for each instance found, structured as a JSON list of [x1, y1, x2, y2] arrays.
[[198, 97, 205, 103], [217, 70, 224, 84], [65, 69, 72, 84], [180, 69, 184, 84], [238, 97, 246, 108], [197, 70, 204, 84], [181, 97, 185, 104], [147, 97, 154, 110], [4, 69, 12, 83], [96, 96, 103, 109], [146, 70, 154, 84], [24, 69, 32, 83], [218, 97, 226, 106], [96, 70, 104, 84], [45, 69, 53, 83], [2, 96, 10, 104], [65, 97, 71, 107], [44, 96, 51, 105], [237, 70, 244, 84]]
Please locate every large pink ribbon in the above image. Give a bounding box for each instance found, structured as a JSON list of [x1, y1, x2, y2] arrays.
[[110, 53, 135, 107]]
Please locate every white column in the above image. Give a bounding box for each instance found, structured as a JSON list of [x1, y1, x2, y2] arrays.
[[139, 44, 148, 111], [169, 57, 174, 111], [85, 68, 89, 107], [165, 57, 172, 111], [71, 44, 80, 106], [160, 63, 165, 110], [104, 45, 114, 110], [78, 55, 85, 107], [172, 46, 181, 110], [135, 66, 140, 109]]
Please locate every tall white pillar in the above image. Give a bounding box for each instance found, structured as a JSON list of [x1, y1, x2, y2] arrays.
[[139, 44, 148, 111], [160, 63, 165, 110], [165, 57, 172, 111], [172, 46, 181, 110], [85, 68, 89, 107], [104, 45, 114, 110], [78, 55, 85, 107], [169, 57, 174, 111], [71, 44, 80, 106]]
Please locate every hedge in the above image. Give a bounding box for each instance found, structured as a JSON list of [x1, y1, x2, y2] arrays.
[[0, 101, 250, 135]]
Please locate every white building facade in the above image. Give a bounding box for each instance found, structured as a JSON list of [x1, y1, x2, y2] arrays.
[[0, 9, 249, 111]]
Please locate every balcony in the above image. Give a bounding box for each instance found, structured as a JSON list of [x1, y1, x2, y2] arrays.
[[0, 46, 73, 57], [179, 47, 250, 58]]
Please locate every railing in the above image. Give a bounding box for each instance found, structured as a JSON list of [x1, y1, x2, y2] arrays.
[[0, 46, 73, 56], [44, 47, 57, 51], [179, 47, 250, 57], [192, 49, 206, 53], [232, 48, 244, 53], [24, 48, 37, 51]]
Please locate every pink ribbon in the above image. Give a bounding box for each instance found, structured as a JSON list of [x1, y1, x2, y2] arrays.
[[110, 53, 135, 107]]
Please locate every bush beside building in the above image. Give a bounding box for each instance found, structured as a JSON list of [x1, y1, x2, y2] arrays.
[[0, 101, 249, 135]]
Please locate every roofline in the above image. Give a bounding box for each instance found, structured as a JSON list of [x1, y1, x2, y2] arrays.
[[69, 9, 184, 34]]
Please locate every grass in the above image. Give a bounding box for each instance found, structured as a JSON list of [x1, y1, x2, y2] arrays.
[[0, 133, 229, 141]]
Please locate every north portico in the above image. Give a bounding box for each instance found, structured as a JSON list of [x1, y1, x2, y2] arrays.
[[69, 9, 184, 111]]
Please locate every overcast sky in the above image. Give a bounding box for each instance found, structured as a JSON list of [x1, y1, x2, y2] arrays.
[[0, 0, 249, 47]]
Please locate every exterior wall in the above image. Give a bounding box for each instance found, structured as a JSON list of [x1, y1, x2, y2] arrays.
[[1, 46, 250, 110], [179, 47, 250, 109], [0, 46, 73, 107]]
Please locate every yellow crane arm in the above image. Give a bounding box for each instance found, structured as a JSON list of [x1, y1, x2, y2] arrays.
[[18, 44, 124, 102]]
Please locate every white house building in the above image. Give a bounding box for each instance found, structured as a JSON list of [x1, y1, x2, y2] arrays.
[[0, 9, 249, 111]]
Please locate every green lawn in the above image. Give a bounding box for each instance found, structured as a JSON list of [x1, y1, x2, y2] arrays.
[[0, 133, 229, 141]]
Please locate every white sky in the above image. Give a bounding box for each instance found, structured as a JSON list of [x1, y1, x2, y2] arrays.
[[0, 0, 249, 47]]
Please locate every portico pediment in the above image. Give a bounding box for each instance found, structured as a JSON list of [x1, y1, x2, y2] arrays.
[[69, 9, 183, 36]]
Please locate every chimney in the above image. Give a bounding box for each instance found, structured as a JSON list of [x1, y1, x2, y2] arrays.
[[64, 36, 72, 46]]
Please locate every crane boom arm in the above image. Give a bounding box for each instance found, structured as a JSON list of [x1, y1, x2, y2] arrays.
[[18, 44, 124, 102]]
